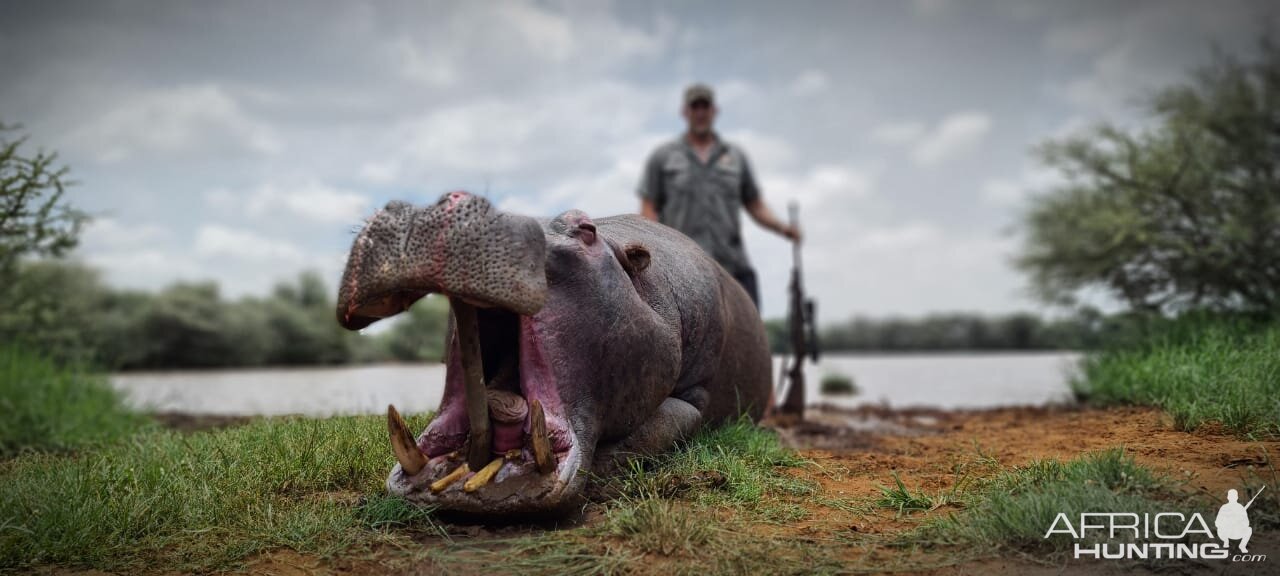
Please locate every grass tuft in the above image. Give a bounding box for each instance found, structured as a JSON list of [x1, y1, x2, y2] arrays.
[[604, 498, 715, 556], [876, 471, 935, 516], [819, 372, 858, 396], [919, 448, 1176, 557], [604, 416, 810, 509], [0, 345, 151, 457]]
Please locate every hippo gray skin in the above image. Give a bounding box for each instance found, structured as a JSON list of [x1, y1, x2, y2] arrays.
[[336, 191, 771, 515]]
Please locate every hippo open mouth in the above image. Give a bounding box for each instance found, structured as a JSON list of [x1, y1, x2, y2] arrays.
[[337, 193, 589, 515], [387, 304, 584, 513]]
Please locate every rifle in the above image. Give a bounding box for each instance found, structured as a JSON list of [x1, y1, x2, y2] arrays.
[[1244, 485, 1266, 510], [777, 202, 819, 417]]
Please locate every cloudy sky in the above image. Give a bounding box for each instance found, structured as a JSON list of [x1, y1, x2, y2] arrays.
[[2, 0, 1275, 321]]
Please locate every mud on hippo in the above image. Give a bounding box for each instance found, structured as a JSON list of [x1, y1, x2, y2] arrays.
[[336, 191, 772, 515]]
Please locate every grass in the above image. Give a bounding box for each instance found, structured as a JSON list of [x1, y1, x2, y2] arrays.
[[604, 498, 715, 556], [0, 345, 152, 457], [819, 372, 858, 396], [876, 471, 937, 516], [1073, 315, 1280, 437], [0, 412, 438, 572], [916, 449, 1179, 558], [602, 416, 812, 508], [0, 412, 818, 574]]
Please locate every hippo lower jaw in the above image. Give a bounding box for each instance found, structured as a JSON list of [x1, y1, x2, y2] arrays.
[[386, 427, 585, 515], [383, 306, 589, 515]]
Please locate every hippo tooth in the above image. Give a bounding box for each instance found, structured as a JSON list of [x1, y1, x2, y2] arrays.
[[430, 463, 470, 493], [452, 299, 492, 472], [530, 399, 554, 474], [463, 456, 507, 492], [387, 404, 428, 476]]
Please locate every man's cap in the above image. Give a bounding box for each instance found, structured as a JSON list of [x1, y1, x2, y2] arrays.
[[683, 83, 715, 106]]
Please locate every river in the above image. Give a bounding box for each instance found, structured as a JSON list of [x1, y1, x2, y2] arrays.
[[110, 352, 1081, 417]]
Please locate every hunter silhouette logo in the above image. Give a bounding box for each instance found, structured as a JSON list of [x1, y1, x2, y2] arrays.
[[1216, 486, 1263, 553], [1045, 485, 1267, 562]]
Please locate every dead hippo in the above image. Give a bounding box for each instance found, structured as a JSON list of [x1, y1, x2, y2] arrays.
[[336, 191, 771, 515]]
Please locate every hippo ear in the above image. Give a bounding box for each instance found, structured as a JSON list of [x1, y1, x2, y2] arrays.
[[622, 244, 651, 275]]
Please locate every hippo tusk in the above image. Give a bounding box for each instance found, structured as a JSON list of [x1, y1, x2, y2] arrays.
[[430, 463, 470, 493], [387, 404, 428, 475], [452, 299, 492, 472], [463, 450, 520, 493], [530, 399, 554, 474]]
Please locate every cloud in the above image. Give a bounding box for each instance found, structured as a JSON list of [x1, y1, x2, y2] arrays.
[[205, 182, 371, 225], [67, 84, 281, 163], [790, 70, 829, 97], [1042, 1, 1274, 119], [80, 218, 169, 249], [195, 225, 306, 263], [870, 121, 926, 145], [980, 179, 1022, 206], [911, 112, 991, 167], [358, 81, 666, 186], [760, 164, 875, 210], [727, 129, 799, 170]]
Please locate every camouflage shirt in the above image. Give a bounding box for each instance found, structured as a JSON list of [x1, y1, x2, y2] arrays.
[[637, 133, 762, 275]]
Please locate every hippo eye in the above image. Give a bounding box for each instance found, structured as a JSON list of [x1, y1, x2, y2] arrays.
[[607, 239, 650, 278], [624, 245, 650, 274]]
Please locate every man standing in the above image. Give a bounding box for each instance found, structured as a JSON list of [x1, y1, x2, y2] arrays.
[[638, 83, 800, 310]]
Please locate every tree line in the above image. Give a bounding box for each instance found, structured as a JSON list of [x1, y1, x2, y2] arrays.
[[0, 259, 451, 370], [764, 308, 1156, 355]]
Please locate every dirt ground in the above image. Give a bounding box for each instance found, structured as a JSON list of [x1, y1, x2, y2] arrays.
[[46, 406, 1280, 575], [235, 405, 1279, 575], [766, 405, 1279, 574]]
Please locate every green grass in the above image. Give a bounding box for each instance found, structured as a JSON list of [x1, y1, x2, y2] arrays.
[[1073, 316, 1280, 437], [819, 372, 858, 396], [0, 412, 438, 572], [0, 345, 152, 457], [603, 498, 716, 556], [876, 471, 937, 516], [603, 416, 812, 508], [0, 412, 816, 573], [917, 449, 1179, 558]]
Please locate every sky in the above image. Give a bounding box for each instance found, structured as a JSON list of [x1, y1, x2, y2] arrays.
[[2, 0, 1276, 322]]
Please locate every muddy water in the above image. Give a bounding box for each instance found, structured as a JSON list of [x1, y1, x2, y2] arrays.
[[110, 352, 1081, 417]]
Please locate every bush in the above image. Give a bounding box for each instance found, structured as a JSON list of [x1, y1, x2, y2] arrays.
[[819, 372, 857, 396]]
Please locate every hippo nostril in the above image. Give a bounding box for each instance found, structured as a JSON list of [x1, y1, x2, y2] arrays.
[[576, 222, 597, 245]]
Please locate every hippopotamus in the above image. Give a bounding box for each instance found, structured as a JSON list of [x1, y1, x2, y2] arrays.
[[336, 191, 771, 515]]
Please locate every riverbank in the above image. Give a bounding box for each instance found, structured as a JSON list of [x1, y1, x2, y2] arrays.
[[5, 404, 1275, 575]]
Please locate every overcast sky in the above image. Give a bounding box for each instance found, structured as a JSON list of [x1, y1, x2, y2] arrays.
[[2, 0, 1276, 321]]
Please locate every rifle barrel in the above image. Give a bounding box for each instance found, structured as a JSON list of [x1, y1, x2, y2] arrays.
[[1244, 485, 1265, 509]]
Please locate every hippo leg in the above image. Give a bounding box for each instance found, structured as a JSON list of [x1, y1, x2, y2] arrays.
[[592, 397, 702, 475]]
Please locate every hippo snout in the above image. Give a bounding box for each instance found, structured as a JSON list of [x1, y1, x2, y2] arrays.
[[336, 192, 547, 330]]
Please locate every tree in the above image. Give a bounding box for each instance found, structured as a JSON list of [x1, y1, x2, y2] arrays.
[[1017, 35, 1280, 314], [0, 124, 86, 278], [384, 295, 450, 362]]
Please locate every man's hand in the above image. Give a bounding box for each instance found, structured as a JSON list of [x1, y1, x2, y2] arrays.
[[781, 224, 802, 243]]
